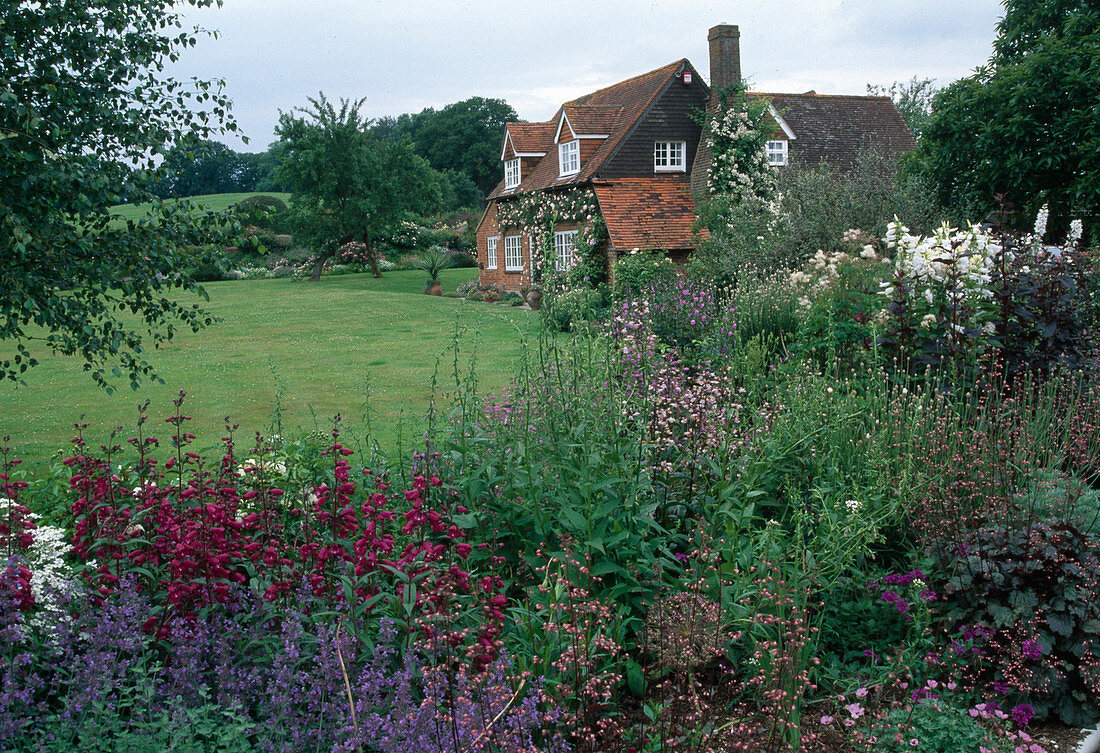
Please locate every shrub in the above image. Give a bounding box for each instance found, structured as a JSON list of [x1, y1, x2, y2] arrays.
[[789, 242, 889, 367], [455, 279, 501, 302], [777, 150, 943, 265], [233, 194, 290, 234], [936, 521, 1100, 726], [178, 245, 226, 282], [542, 287, 606, 332], [444, 249, 477, 268], [881, 210, 1096, 377], [610, 249, 676, 300], [234, 194, 288, 214]]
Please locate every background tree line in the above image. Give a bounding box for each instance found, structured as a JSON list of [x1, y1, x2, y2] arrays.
[[154, 96, 518, 213]]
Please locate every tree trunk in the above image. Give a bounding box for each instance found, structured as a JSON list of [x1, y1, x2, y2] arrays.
[[310, 235, 353, 282], [367, 238, 383, 278]]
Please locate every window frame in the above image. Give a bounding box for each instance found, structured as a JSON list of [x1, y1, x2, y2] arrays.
[[553, 229, 579, 271], [504, 158, 521, 189], [503, 234, 523, 272], [486, 235, 498, 269], [766, 140, 788, 166], [653, 140, 686, 172], [558, 140, 580, 177]]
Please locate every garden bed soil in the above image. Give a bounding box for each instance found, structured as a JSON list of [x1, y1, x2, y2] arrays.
[[1030, 723, 1095, 753]]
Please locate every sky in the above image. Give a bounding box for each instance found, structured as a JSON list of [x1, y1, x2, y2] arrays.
[[170, 0, 1007, 153]]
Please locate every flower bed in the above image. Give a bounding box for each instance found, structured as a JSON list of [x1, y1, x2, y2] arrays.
[[2, 210, 1098, 752]]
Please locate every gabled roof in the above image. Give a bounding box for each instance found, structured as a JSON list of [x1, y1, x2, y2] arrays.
[[487, 59, 703, 200], [751, 92, 916, 170], [593, 176, 699, 251], [557, 104, 622, 139], [502, 122, 555, 159]]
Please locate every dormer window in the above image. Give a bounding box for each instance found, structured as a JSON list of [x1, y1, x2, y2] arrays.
[[558, 140, 580, 177], [766, 140, 788, 166], [504, 158, 521, 189], [654, 141, 686, 172]]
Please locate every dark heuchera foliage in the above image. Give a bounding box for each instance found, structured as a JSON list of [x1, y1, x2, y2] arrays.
[[990, 240, 1098, 375], [937, 521, 1100, 726]]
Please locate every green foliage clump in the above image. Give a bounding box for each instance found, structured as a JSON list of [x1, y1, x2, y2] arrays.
[[790, 242, 888, 368], [700, 150, 943, 275], [874, 699, 1007, 753], [413, 247, 455, 285], [234, 194, 288, 217], [611, 250, 677, 300], [542, 287, 607, 332]]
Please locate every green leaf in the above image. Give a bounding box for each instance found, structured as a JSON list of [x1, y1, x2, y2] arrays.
[[1047, 612, 1074, 637], [626, 660, 646, 697]]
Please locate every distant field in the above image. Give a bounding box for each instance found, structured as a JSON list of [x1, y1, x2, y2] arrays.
[[0, 269, 534, 472], [110, 192, 292, 222]]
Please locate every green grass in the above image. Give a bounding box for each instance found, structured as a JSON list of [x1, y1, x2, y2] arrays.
[[110, 192, 292, 223], [0, 268, 534, 471]]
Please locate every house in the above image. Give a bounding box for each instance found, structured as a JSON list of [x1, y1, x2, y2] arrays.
[[475, 24, 916, 292]]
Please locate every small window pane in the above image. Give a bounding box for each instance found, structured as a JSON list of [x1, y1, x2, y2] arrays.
[[486, 236, 498, 269], [554, 230, 578, 271]]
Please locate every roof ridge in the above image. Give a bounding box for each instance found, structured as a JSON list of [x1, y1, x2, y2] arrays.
[[751, 91, 895, 101], [565, 58, 686, 106]]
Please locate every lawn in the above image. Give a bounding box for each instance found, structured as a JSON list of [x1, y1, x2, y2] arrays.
[[0, 268, 534, 470], [109, 192, 292, 223]]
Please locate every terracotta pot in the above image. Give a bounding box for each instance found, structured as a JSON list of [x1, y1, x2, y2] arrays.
[[526, 289, 542, 310], [429, 281, 442, 296]]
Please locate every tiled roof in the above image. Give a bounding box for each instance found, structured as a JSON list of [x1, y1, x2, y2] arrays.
[[487, 59, 693, 200], [751, 92, 916, 170], [504, 122, 555, 156], [560, 104, 623, 136], [593, 176, 699, 251]]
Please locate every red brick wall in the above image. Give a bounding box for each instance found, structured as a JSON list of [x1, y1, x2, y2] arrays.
[[475, 202, 531, 292]]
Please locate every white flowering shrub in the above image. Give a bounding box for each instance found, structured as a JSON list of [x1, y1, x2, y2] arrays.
[[705, 86, 775, 204], [881, 205, 1097, 373], [882, 220, 1002, 337]]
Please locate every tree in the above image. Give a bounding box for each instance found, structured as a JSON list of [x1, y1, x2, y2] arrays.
[[866, 78, 938, 139], [378, 97, 519, 199], [911, 0, 1099, 239], [275, 94, 441, 281], [1, 0, 240, 390], [153, 138, 255, 198]]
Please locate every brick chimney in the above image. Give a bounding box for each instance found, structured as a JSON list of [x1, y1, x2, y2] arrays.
[[692, 24, 742, 202], [708, 24, 741, 93]]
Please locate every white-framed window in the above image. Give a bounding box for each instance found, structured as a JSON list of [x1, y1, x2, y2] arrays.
[[558, 140, 580, 176], [766, 140, 788, 166], [486, 235, 498, 269], [553, 230, 579, 271], [654, 141, 686, 171], [504, 235, 522, 272], [504, 158, 521, 189]]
